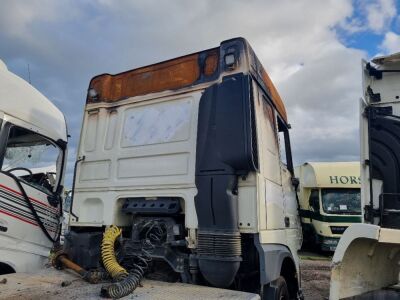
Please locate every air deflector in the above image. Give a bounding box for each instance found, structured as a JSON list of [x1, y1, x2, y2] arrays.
[[194, 73, 258, 288]]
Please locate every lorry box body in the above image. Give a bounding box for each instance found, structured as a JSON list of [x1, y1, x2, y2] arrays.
[[330, 53, 400, 299], [66, 38, 302, 299], [0, 60, 67, 274], [295, 162, 361, 251]]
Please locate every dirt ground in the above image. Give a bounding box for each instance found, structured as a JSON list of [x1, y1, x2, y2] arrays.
[[1, 251, 333, 300], [300, 252, 332, 300]]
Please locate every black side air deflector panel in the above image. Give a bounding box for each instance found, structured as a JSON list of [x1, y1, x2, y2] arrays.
[[64, 231, 103, 269], [194, 73, 258, 288], [196, 73, 258, 175], [368, 107, 400, 229]]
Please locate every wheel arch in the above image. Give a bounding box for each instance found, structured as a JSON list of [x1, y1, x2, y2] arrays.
[[254, 236, 300, 294], [0, 262, 15, 275]]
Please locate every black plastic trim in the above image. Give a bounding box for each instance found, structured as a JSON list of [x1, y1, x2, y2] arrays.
[[70, 156, 85, 221], [367, 106, 400, 228], [194, 73, 258, 288], [122, 197, 181, 215]]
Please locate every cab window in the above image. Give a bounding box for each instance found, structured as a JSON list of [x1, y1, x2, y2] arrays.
[[277, 117, 294, 173], [1, 126, 62, 194], [321, 188, 361, 215]]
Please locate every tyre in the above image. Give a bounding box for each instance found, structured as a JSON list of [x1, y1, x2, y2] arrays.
[[275, 276, 290, 300], [263, 276, 290, 300]]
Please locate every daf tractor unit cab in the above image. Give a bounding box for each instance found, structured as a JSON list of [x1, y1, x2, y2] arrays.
[[295, 162, 361, 252], [330, 53, 400, 299], [0, 59, 67, 274], [65, 38, 303, 300]]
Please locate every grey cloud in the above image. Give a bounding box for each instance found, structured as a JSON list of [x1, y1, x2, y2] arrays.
[[0, 0, 376, 186]]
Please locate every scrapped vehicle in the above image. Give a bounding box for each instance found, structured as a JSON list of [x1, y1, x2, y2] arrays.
[[65, 38, 303, 299], [330, 53, 400, 299], [295, 162, 361, 251], [0, 59, 67, 274]]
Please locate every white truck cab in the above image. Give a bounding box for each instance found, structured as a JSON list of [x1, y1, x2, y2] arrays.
[[0, 60, 67, 274], [65, 38, 303, 300], [295, 162, 361, 251]]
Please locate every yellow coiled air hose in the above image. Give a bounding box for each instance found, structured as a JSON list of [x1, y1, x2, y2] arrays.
[[101, 225, 128, 281]]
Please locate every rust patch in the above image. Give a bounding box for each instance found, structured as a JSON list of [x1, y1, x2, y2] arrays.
[[204, 50, 219, 76], [261, 68, 287, 123], [88, 53, 203, 103], [86, 38, 288, 126]]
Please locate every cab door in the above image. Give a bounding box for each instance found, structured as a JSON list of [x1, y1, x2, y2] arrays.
[[0, 122, 63, 247]]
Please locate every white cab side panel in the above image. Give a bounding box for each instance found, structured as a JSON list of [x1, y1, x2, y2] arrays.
[[238, 172, 258, 232], [0, 173, 59, 272], [253, 86, 286, 231]]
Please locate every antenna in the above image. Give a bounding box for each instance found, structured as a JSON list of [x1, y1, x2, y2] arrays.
[[27, 63, 31, 84]]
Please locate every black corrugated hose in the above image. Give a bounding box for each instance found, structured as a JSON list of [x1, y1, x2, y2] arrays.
[[100, 220, 166, 299]]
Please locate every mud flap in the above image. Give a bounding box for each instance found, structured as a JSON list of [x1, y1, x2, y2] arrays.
[[330, 224, 400, 299]]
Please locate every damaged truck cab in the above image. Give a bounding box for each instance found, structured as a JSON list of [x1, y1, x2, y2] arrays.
[[0, 60, 67, 274], [66, 38, 302, 299]]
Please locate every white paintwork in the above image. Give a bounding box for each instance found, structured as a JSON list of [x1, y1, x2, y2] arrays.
[[72, 77, 301, 239], [295, 162, 360, 188], [0, 172, 61, 273], [330, 54, 400, 299], [330, 224, 400, 299], [0, 235, 50, 272], [72, 92, 202, 229], [0, 60, 67, 142], [0, 59, 7, 71], [0, 61, 67, 273]]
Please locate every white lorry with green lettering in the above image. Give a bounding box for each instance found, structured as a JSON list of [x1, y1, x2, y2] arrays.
[[295, 162, 361, 251]]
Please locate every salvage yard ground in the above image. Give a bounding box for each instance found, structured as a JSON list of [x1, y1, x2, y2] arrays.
[[0, 251, 332, 300], [300, 252, 331, 300]]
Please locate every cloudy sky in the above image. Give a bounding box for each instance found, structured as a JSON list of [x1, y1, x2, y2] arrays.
[[1, 0, 399, 187]]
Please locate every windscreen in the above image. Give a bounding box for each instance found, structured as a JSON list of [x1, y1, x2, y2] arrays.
[[1, 126, 62, 194], [321, 188, 361, 215]]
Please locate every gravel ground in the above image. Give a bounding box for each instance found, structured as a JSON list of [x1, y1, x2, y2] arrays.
[[300, 254, 331, 300], [1, 252, 333, 300]]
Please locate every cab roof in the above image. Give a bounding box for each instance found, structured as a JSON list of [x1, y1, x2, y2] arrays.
[[372, 52, 400, 65], [86, 37, 288, 124], [295, 162, 360, 188], [0, 59, 67, 142]]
